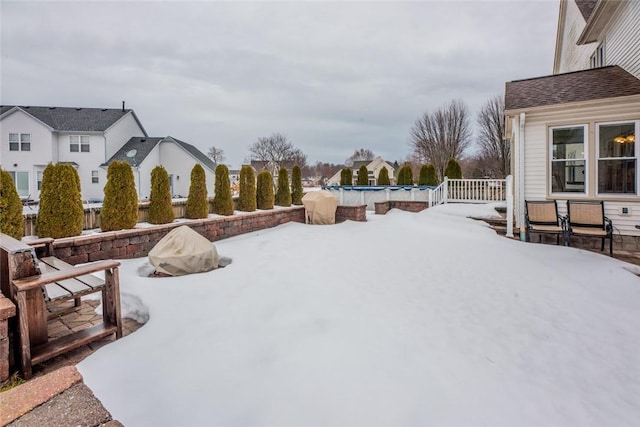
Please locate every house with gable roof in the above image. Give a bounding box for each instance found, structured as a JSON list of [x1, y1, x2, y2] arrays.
[[505, 0, 640, 240], [104, 136, 215, 200], [0, 105, 146, 200], [326, 157, 395, 186], [0, 104, 215, 201]]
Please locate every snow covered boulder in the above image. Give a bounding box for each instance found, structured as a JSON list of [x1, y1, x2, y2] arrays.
[[302, 190, 338, 224], [148, 225, 219, 276]]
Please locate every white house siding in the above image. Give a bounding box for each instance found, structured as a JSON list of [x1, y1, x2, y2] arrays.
[[56, 132, 107, 201], [157, 141, 215, 197], [0, 110, 54, 198], [514, 96, 640, 236], [554, 0, 596, 74], [104, 114, 146, 160], [603, 0, 640, 78]]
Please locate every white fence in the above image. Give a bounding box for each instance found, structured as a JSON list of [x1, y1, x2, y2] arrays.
[[323, 176, 514, 237]]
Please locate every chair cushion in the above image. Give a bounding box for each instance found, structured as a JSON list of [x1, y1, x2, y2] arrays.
[[570, 227, 607, 237], [530, 225, 563, 233]]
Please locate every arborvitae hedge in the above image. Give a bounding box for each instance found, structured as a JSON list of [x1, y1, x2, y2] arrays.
[[445, 158, 463, 179], [36, 163, 84, 238], [0, 168, 24, 239], [357, 165, 369, 185], [238, 165, 257, 212], [340, 168, 353, 185], [101, 161, 139, 231], [212, 164, 234, 215], [148, 166, 175, 224], [397, 164, 414, 185], [291, 165, 303, 205], [377, 167, 390, 185], [418, 164, 438, 186], [275, 168, 291, 206], [256, 170, 275, 210], [185, 164, 209, 219]]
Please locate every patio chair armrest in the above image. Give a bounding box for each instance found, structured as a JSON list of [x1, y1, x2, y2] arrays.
[[604, 216, 613, 233], [559, 215, 568, 229]]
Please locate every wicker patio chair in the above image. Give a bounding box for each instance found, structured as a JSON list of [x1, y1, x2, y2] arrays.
[[566, 200, 613, 256], [525, 200, 566, 245]]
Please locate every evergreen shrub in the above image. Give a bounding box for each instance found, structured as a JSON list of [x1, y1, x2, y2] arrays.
[[357, 165, 369, 185], [340, 168, 353, 185], [36, 163, 84, 238], [256, 170, 274, 210], [212, 164, 234, 215], [418, 164, 439, 186], [0, 168, 24, 239], [397, 164, 414, 185], [445, 158, 463, 179], [148, 166, 175, 224], [275, 168, 291, 206], [101, 161, 139, 231], [238, 165, 257, 212], [185, 164, 209, 219], [377, 167, 390, 185], [291, 165, 303, 205]]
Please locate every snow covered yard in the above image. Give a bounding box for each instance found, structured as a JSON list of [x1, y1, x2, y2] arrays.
[[78, 204, 640, 426]]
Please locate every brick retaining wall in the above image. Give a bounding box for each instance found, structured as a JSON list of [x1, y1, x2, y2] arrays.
[[335, 205, 367, 223], [374, 201, 429, 215], [49, 207, 306, 264]]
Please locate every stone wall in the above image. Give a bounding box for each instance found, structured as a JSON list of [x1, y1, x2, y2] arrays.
[[374, 201, 429, 215], [335, 205, 367, 223], [0, 295, 15, 383], [49, 207, 306, 264]]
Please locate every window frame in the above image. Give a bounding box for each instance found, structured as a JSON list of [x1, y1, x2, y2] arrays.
[[549, 124, 588, 196], [91, 170, 99, 184], [595, 120, 638, 196], [590, 43, 605, 68], [70, 135, 90, 153], [9, 133, 31, 151]]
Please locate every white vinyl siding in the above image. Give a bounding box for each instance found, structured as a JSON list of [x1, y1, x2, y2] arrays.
[[605, 0, 640, 77], [70, 135, 90, 152]]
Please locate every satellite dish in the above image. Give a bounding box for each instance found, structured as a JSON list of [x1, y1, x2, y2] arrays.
[[126, 149, 137, 158]]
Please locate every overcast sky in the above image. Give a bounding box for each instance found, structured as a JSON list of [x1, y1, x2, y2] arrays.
[[1, 0, 559, 168]]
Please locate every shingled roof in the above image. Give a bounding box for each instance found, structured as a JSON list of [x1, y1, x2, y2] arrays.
[[103, 136, 216, 171], [505, 66, 640, 111], [0, 105, 146, 134], [575, 0, 598, 21]]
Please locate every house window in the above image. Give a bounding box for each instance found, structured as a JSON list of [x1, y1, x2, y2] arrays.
[[9, 133, 30, 151], [37, 171, 43, 191], [550, 125, 587, 193], [590, 43, 605, 68], [70, 135, 90, 152], [8, 171, 29, 197], [91, 170, 99, 184], [597, 121, 637, 194]]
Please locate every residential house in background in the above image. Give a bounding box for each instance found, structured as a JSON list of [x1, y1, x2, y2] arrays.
[[0, 105, 146, 200], [0, 105, 215, 201], [104, 136, 216, 200], [505, 0, 640, 238], [326, 157, 395, 185]]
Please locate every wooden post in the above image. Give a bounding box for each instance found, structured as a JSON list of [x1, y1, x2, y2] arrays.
[[16, 291, 32, 379]]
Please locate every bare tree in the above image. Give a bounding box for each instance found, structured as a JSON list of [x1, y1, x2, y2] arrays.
[[345, 148, 375, 167], [206, 146, 226, 164], [249, 133, 306, 164], [476, 96, 509, 178], [409, 100, 471, 180]]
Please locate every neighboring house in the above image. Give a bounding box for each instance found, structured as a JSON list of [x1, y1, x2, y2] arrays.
[[0, 105, 146, 200], [505, 0, 640, 238], [104, 136, 216, 199], [0, 105, 216, 201], [326, 157, 396, 185], [250, 160, 295, 179]]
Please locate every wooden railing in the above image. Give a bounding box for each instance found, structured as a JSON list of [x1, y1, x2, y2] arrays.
[[446, 178, 506, 203]]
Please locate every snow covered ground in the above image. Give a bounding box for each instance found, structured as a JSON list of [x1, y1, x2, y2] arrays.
[[78, 204, 640, 426]]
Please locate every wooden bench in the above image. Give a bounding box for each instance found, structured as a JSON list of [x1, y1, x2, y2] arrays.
[[0, 233, 122, 379]]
